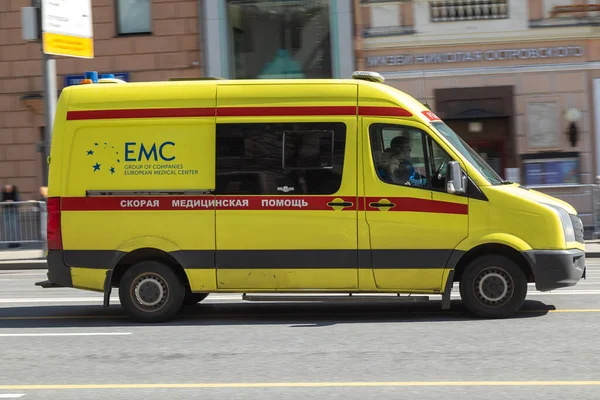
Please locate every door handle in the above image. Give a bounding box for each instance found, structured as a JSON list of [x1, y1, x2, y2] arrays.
[[327, 201, 353, 207], [369, 201, 395, 209]]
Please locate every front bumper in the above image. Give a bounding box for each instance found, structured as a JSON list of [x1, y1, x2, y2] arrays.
[[525, 249, 586, 292]]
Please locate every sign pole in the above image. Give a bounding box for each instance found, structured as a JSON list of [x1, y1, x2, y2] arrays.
[[36, 0, 94, 186], [41, 49, 57, 187]]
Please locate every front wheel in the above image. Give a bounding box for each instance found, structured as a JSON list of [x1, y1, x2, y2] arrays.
[[119, 261, 185, 323], [459, 254, 528, 319]]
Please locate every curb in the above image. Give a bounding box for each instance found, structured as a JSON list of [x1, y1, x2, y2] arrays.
[[0, 260, 47, 271]]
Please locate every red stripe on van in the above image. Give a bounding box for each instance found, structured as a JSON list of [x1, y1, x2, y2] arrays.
[[359, 106, 413, 117], [65, 106, 413, 120], [60, 196, 359, 211], [216, 106, 357, 117], [67, 108, 215, 120], [60, 195, 466, 214], [365, 197, 468, 215]]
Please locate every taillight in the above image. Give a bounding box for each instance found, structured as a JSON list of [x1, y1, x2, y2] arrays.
[[47, 197, 63, 250]]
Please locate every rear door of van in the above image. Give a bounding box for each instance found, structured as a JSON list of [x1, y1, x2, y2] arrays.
[[59, 83, 218, 290]]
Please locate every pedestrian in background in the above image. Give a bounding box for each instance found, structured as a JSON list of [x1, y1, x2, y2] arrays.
[[1, 185, 21, 249], [38, 186, 48, 203]]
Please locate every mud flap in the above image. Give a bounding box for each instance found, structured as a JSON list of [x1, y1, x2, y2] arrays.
[[441, 269, 455, 310], [103, 269, 114, 308]]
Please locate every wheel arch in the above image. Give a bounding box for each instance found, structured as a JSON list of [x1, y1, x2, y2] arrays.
[[110, 247, 190, 289], [451, 243, 535, 284]]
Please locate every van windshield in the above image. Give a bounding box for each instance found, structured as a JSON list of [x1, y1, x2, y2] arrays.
[[431, 121, 504, 185]]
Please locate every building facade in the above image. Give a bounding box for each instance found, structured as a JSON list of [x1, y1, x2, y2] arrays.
[[1, 0, 356, 200], [356, 0, 600, 235], [0, 0, 203, 200]]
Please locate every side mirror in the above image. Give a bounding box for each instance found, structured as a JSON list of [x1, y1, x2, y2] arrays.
[[446, 161, 467, 194]]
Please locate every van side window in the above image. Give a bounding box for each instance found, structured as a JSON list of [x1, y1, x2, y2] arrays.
[[369, 124, 427, 189], [216, 122, 346, 195]]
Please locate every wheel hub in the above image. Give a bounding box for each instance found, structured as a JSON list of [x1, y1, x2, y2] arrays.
[[474, 267, 513, 307], [132, 274, 169, 311]]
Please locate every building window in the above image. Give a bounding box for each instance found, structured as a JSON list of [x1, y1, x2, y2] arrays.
[[429, 0, 509, 22], [226, 0, 332, 79], [216, 122, 346, 195], [116, 0, 152, 35]]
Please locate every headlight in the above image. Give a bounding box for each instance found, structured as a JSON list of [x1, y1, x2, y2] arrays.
[[543, 203, 576, 243]]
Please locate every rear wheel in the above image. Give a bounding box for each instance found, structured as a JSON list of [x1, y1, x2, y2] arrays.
[[459, 254, 528, 319], [119, 260, 185, 323]]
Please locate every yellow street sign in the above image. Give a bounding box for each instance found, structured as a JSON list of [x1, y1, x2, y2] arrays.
[[42, 0, 94, 59], [43, 32, 93, 59]]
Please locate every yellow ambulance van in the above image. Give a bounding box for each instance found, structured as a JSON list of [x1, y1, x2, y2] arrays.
[[36, 70, 586, 323]]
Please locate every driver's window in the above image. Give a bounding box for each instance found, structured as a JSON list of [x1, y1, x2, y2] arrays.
[[426, 136, 453, 192], [369, 123, 427, 188]]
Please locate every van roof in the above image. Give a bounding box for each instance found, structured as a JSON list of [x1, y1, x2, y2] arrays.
[[60, 76, 433, 123]]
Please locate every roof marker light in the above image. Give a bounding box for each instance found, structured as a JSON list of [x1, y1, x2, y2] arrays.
[[98, 78, 127, 84], [351, 71, 385, 83], [84, 71, 99, 83]]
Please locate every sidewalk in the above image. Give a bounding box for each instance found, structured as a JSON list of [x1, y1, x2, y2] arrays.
[[585, 240, 600, 258], [1, 243, 600, 271], [0, 249, 47, 270]]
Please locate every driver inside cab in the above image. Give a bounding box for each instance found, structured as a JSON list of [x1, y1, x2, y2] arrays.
[[379, 136, 426, 187]]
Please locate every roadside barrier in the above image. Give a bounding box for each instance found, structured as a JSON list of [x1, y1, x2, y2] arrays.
[[0, 200, 47, 253], [523, 183, 599, 240]]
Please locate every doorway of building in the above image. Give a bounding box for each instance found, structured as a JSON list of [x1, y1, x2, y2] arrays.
[[466, 140, 505, 177], [434, 86, 515, 181], [443, 117, 511, 180], [226, 0, 332, 79]]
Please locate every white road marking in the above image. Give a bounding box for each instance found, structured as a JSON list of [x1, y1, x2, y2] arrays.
[[0, 332, 131, 337], [478, 290, 600, 296], [0, 297, 114, 303], [0, 296, 241, 303], [0, 287, 599, 306], [0, 394, 25, 398]]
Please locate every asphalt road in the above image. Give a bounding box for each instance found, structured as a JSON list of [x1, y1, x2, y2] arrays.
[[0, 262, 599, 400]]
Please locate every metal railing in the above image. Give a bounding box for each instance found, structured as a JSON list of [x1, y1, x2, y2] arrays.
[[525, 183, 600, 240], [0, 201, 47, 256], [594, 185, 600, 239]]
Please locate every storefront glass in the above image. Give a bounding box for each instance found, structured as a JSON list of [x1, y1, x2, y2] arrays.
[[521, 153, 580, 186], [226, 0, 332, 79]]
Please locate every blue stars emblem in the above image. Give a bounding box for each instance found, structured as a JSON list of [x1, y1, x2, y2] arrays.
[[88, 141, 119, 176]]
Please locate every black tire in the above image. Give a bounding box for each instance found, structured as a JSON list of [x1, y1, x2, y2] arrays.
[[118, 260, 185, 323], [183, 291, 209, 306], [459, 254, 528, 319]]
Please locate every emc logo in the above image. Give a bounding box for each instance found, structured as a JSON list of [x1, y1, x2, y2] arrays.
[[125, 141, 176, 162]]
